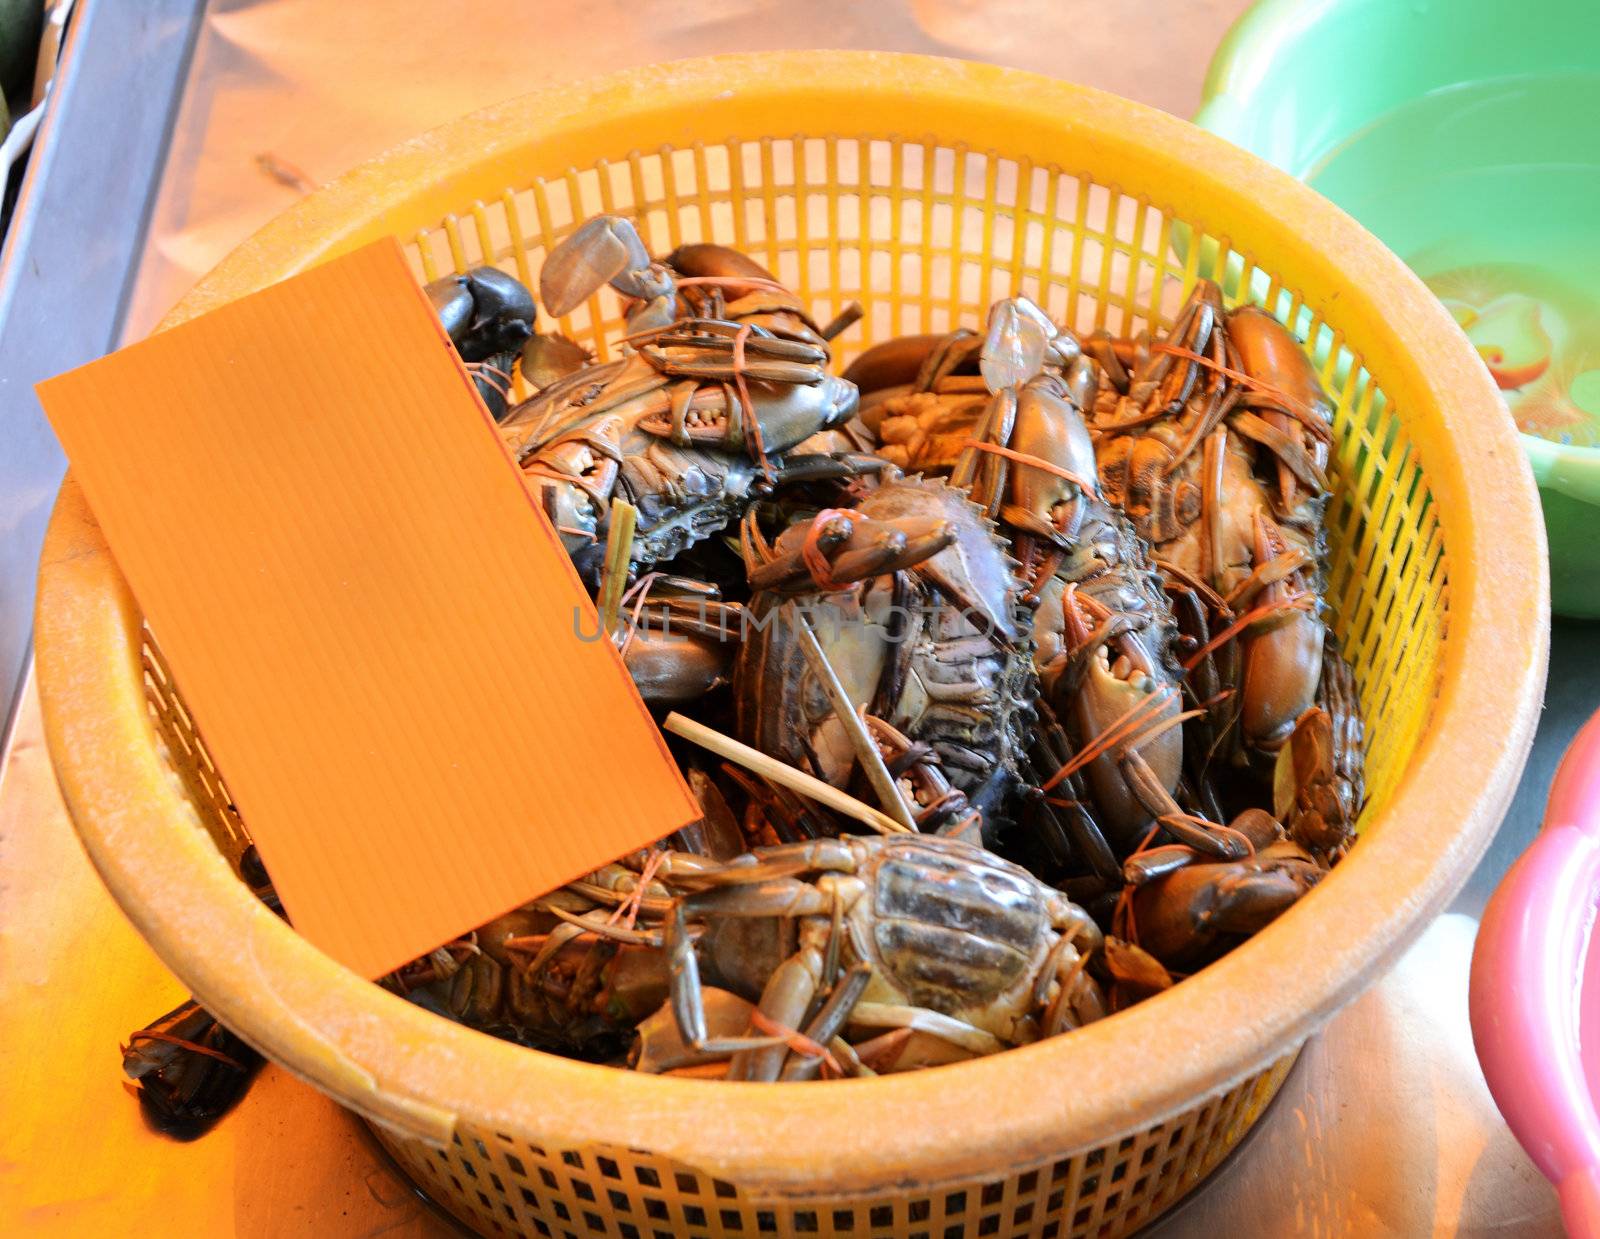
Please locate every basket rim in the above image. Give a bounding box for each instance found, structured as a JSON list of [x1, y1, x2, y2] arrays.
[[35, 50, 1547, 1193]]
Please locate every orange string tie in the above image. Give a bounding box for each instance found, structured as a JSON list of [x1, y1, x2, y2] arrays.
[[960, 438, 1099, 497], [730, 322, 775, 481], [467, 360, 515, 399], [1040, 684, 1178, 792], [614, 571, 666, 662], [606, 848, 669, 931], [1150, 342, 1333, 441], [1114, 823, 1164, 945], [669, 274, 791, 295], [1180, 591, 1315, 671], [749, 1009, 842, 1075], [800, 508, 856, 592], [124, 1029, 247, 1070]]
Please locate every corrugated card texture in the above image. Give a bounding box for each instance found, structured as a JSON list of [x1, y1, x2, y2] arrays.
[[37, 240, 697, 978]]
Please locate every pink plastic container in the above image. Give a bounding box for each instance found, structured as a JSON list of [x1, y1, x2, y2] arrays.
[[1472, 707, 1600, 1237]]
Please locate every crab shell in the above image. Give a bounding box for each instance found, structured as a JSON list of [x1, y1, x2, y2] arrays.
[[504, 355, 860, 573], [735, 476, 1034, 838], [700, 834, 1101, 1050]]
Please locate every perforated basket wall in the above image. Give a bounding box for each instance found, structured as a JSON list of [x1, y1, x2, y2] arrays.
[[125, 123, 1443, 1237], [376, 1053, 1297, 1239]]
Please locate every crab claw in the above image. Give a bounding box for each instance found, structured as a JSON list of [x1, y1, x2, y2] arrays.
[[1002, 381, 1099, 541], [1239, 518, 1324, 759], [426, 267, 536, 363], [981, 297, 1056, 392], [623, 624, 737, 707], [540, 215, 673, 318], [519, 414, 624, 558], [962, 379, 1098, 543], [843, 334, 947, 396], [520, 333, 592, 393], [1274, 706, 1358, 857], [979, 296, 1078, 393], [1131, 839, 1322, 968], [1227, 304, 1334, 517], [1049, 589, 1183, 849], [747, 511, 955, 594], [637, 374, 858, 455], [1241, 607, 1323, 756], [1067, 647, 1182, 846], [666, 243, 782, 299], [1102, 936, 1174, 1005]]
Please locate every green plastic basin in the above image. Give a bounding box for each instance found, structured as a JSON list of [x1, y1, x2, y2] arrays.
[[1198, 0, 1600, 615]]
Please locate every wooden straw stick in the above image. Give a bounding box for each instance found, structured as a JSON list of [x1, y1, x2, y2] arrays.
[[662, 713, 910, 836], [596, 499, 638, 639], [791, 607, 918, 832]]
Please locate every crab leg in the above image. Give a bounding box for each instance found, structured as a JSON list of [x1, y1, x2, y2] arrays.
[[664, 904, 788, 1057], [780, 962, 875, 1082], [540, 214, 676, 328], [1275, 632, 1365, 858], [846, 1003, 1007, 1058], [1131, 839, 1323, 967], [727, 943, 827, 1081]]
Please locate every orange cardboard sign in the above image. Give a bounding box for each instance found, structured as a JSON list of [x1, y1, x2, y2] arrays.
[[37, 240, 697, 979]]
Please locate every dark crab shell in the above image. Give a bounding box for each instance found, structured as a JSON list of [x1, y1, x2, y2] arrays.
[[735, 475, 1035, 837]]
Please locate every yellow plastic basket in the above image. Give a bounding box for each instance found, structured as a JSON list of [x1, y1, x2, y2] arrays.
[[36, 52, 1546, 1238]]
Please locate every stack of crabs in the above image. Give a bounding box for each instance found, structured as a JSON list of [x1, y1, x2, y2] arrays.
[[395, 215, 1366, 1082]]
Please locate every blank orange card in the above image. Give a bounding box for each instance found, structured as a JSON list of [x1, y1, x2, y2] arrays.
[[37, 240, 697, 979]]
